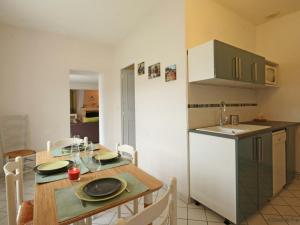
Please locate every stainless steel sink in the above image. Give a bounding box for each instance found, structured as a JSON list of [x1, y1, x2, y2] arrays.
[[196, 124, 271, 136]]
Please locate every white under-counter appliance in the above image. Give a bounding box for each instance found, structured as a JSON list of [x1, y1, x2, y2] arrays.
[[272, 130, 287, 195], [265, 61, 279, 86]]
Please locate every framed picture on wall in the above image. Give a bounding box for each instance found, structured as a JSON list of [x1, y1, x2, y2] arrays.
[[165, 64, 176, 82], [137, 62, 145, 75], [148, 63, 161, 79]]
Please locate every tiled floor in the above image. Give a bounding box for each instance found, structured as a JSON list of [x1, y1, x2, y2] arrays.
[[1, 173, 300, 225]]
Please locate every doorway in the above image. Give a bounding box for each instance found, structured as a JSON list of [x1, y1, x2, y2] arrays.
[[69, 70, 100, 143], [121, 65, 136, 148]]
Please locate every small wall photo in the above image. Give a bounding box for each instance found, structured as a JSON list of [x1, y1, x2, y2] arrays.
[[148, 63, 161, 79], [165, 64, 176, 82], [137, 62, 145, 75]]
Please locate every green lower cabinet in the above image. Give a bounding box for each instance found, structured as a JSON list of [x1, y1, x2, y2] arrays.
[[237, 132, 273, 224], [286, 126, 296, 184]]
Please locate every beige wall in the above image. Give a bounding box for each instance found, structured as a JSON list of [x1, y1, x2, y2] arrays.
[[256, 11, 300, 172], [0, 24, 113, 152], [186, 0, 259, 128], [186, 0, 256, 51], [114, 0, 189, 199]]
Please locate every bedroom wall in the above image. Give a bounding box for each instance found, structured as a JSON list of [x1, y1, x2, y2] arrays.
[[113, 0, 189, 199], [0, 24, 114, 154]]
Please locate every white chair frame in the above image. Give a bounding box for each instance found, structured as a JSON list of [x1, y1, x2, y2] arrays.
[[116, 144, 138, 217], [0, 115, 35, 173], [116, 177, 177, 225], [3, 156, 24, 225], [47, 137, 88, 152]]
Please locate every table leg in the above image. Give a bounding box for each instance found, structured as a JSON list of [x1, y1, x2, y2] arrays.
[[85, 217, 92, 225], [144, 193, 153, 225], [74, 220, 85, 225]]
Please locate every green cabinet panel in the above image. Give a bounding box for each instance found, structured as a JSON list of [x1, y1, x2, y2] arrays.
[[251, 55, 266, 84], [214, 40, 240, 80], [257, 132, 273, 208], [237, 132, 272, 223], [214, 40, 265, 84], [286, 126, 296, 184], [238, 137, 258, 222]]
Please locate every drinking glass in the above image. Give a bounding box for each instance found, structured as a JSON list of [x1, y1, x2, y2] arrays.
[[83, 141, 99, 172]]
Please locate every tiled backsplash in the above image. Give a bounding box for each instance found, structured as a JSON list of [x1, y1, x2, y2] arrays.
[[188, 103, 258, 108], [188, 84, 259, 129]]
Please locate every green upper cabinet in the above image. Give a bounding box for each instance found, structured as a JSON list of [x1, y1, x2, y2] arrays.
[[188, 40, 266, 87], [214, 40, 240, 80]]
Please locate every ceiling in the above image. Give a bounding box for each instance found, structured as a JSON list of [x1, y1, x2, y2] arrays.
[[216, 0, 300, 25], [0, 0, 160, 45]]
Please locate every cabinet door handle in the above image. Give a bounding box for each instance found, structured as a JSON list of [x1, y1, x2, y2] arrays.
[[260, 138, 263, 161], [254, 63, 258, 81], [238, 57, 242, 80], [233, 57, 239, 79], [232, 57, 237, 79], [257, 137, 263, 161]]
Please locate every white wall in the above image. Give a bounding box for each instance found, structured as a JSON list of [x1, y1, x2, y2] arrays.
[[0, 24, 113, 152], [114, 0, 189, 199], [256, 11, 300, 172], [186, 0, 259, 128], [69, 81, 98, 90]]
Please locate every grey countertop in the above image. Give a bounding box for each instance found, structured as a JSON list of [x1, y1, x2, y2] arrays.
[[189, 120, 299, 140]]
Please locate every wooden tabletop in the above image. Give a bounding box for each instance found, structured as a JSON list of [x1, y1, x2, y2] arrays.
[[33, 145, 163, 225]]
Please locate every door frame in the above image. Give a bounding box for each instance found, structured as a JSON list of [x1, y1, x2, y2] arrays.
[[120, 64, 136, 148]]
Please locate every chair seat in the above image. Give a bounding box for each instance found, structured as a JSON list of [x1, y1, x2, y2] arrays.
[[17, 200, 34, 225], [4, 149, 36, 159]]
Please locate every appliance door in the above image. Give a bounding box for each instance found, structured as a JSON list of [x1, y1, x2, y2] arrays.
[[265, 65, 277, 85], [272, 130, 287, 195], [257, 133, 273, 208]]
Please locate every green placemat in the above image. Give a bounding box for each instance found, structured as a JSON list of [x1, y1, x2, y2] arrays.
[[35, 159, 89, 184], [80, 156, 131, 172], [55, 172, 149, 223]]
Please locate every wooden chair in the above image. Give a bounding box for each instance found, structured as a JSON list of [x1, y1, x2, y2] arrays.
[[3, 157, 34, 225], [46, 137, 88, 152], [0, 115, 36, 173], [116, 177, 177, 225], [116, 144, 138, 217]]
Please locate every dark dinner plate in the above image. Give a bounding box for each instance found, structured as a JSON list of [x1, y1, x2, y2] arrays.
[[33, 160, 74, 175], [83, 177, 122, 197]]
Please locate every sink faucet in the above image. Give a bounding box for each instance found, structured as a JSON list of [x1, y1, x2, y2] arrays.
[[219, 101, 227, 127]]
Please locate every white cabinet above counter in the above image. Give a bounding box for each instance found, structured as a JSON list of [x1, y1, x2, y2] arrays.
[[188, 40, 278, 89]]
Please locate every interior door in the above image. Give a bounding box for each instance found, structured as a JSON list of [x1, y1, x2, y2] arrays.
[[121, 66, 136, 148]]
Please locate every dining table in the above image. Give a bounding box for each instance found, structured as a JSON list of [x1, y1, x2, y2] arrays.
[[33, 144, 163, 225]]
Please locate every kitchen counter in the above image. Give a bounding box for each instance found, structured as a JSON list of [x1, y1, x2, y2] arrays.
[[242, 120, 298, 131], [189, 120, 298, 139]]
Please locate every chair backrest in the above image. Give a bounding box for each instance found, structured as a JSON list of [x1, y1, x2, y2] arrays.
[[116, 177, 177, 225], [0, 115, 29, 153], [3, 157, 24, 225], [116, 144, 138, 166], [47, 137, 88, 152]]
